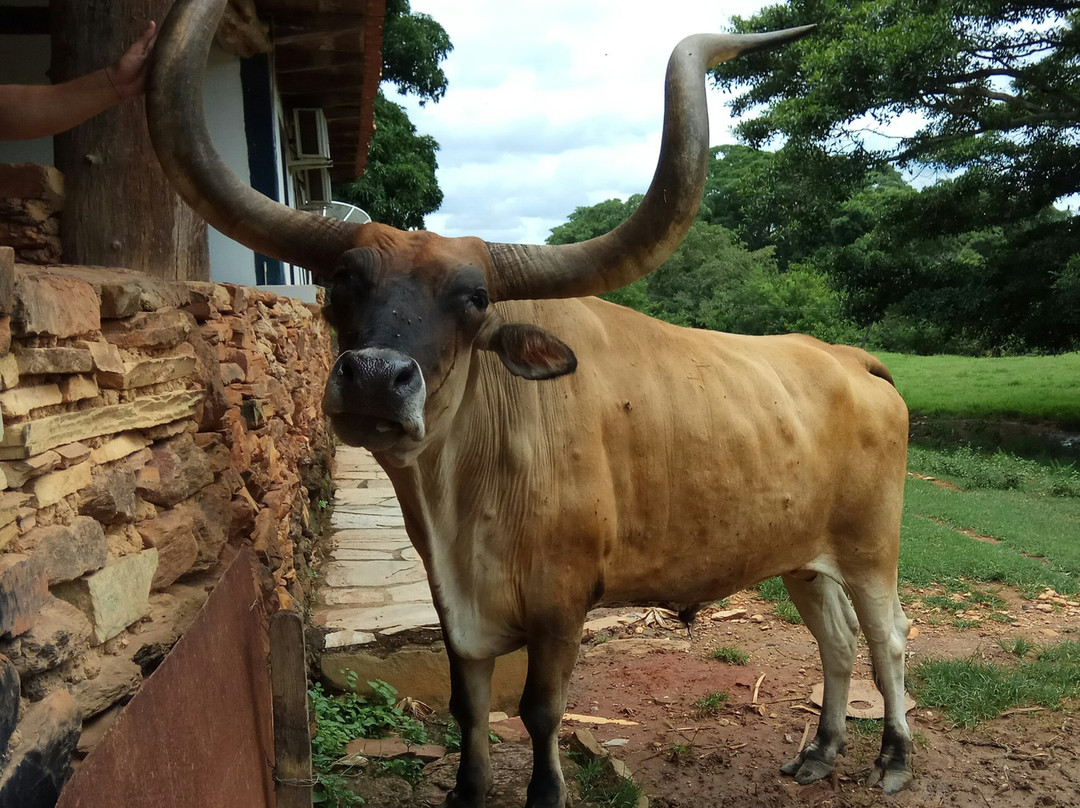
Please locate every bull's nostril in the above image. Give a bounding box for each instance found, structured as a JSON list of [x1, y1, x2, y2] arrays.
[[392, 364, 417, 390]]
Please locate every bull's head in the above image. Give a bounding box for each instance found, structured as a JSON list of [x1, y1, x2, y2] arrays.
[[147, 0, 810, 462]]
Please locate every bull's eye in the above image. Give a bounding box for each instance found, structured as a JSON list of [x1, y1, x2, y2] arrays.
[[469, 289, 489, 310]]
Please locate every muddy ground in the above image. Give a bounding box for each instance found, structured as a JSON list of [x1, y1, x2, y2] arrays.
[[562, 586, 1080, 808]]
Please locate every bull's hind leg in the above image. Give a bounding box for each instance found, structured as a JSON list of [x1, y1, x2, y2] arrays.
[[444, 646, 496, 808], [847, 579, 913, 794], [779, 571, 859, 784], [519, 614, 584, 808]]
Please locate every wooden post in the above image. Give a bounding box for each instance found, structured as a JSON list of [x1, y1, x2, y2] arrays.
[[50, 0, 210, 281], [269, 610, 313, 808]]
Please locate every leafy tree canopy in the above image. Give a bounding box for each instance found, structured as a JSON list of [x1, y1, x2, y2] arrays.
[[382, 0, 453, 104], [710, 0, 1080, 223], [336, 0, 451, 228], [337, 93, 443, 230]]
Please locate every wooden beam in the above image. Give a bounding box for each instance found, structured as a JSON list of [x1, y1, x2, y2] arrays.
[[275, 50, 366, 74], [259, 0, 361, 12], [269, 610, 313, 808]]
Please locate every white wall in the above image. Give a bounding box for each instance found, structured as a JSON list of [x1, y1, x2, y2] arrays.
[[204, 46, 257, 286]]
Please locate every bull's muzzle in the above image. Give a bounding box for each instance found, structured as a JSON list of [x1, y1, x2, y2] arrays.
[[324, 347, 426, 442]]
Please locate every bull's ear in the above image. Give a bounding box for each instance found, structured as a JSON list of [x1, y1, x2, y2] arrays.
[[486, 323, 577, 380]]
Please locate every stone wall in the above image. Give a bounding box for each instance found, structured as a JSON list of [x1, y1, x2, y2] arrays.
[[0, 247, 334, 803], [0, 165, 64, 265]]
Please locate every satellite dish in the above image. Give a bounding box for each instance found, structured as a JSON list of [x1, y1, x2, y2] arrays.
[[312, 201, 372, 223]]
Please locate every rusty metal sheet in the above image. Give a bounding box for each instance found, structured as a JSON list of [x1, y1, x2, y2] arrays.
[[58, 547, 277, 808]]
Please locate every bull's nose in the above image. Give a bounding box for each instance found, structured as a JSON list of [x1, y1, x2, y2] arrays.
[[335, 349, 422, 400], [325, 348, 427, 440]]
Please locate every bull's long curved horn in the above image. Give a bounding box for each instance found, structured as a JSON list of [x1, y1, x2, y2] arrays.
[[146, 0, 359, 275], [486, 26, 814, 301]]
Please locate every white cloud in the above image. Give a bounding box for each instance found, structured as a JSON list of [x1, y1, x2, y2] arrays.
[[394, 0, 773, 243]]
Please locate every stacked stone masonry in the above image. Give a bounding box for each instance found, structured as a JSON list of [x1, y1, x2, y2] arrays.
[[0, 164, 65, 265], [0, 246, 334, 803]]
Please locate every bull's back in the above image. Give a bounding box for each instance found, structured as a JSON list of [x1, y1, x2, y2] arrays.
[[482, 298, 908, 604]]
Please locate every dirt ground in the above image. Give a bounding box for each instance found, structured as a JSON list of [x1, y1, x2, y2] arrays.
[[563, 587, 1080, 808]]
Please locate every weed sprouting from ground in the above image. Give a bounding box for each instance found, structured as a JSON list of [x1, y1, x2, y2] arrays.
[[570, 751, 644, 808], [308, 677, 431, 805], [708, 645, 749, 665], [999, 637, 1036, 658], [692, 691, 730, 717]]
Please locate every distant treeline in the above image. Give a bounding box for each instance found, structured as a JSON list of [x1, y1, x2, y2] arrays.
[[547, 146, 1080, 356]]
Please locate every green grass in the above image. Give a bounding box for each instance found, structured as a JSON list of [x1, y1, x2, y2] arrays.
[[910, 642, 1080, 727], [874, 351, 1080, 424], [570, 752, 644, 808], [692, 691, 730, 717], [708, 645, 749, 665]]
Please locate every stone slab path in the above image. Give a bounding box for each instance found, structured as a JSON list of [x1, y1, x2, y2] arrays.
[[311, 445, 440, 650]]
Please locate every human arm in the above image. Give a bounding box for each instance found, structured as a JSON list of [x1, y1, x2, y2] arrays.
[[0, 22, 157, 141]]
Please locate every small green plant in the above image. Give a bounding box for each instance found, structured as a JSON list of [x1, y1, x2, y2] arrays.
[[378, 758, 424, 785], [570, 751, 644, 808], [953, 618, 979, 630], [308, 677, 431, 806], [999, 637, 1036, 658], [987, 612, 1015, 624], [692, 691, 729, 718], [773, 600, 804, 625], [921, 595, 964, 613], [708, 645, 749, 665], [847, 718, 883, 739], [666, 742, 694, 763]]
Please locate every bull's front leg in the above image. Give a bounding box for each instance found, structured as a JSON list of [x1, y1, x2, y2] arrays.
[[444, 643, 496, 808], [519, 614, 584, 808]]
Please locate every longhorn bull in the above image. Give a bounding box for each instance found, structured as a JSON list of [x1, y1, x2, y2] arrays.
[[148, 2, 913, 805]]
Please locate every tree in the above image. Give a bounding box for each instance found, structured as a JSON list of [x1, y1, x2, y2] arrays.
[[712, 0, 1079, 219], [337, 0, 451, 228], [710, 0, 1080, 352], [337, 93, 443, 230]]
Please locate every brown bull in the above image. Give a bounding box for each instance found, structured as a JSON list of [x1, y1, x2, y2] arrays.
[[148, 2, 913, 805]]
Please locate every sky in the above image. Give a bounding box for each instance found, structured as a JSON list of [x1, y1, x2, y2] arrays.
[[394, 0, 775, 245]]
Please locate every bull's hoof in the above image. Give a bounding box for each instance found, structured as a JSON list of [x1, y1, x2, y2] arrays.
[[780, 756, 834, 784], [442, 789, 485, 808], [867, 765, 913, 794]]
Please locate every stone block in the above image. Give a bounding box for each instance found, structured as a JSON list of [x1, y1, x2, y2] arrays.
[[136, 432, 214, 508], [0, 523, 15, 551], [0, 553, 48, 637], [12, 274, 100, 338], [321, 646, 529, 714], [0, 688, 80, 808], [96, 346, 196, 390], [51, 549, 158, 644], [28, 461, 93, 509], [0, 164, 64, 206], [71, 654, 142, 719], [0, 596, 91, 676], [0, 316, 10, 357], [0, 653, 17, 762], [57, 374, 98, 404], [100, 308, 191, 349], [0, 452, 60, 489], [14, 347, 93, 375], [53, 443, 91, 469], [89, 432, 150, 466], [0, 390, 204, 459], [79, 466, 137, 525], [183, 483, 231, 571], [137, 509, 198, 589], [18, 516, 107, 585], [0, 353, 19, 391], [79, 340, 125, 374], [0, 384, 63, 418]]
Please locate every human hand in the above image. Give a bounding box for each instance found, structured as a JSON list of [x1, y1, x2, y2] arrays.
[[103, 21, 158, 101]]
